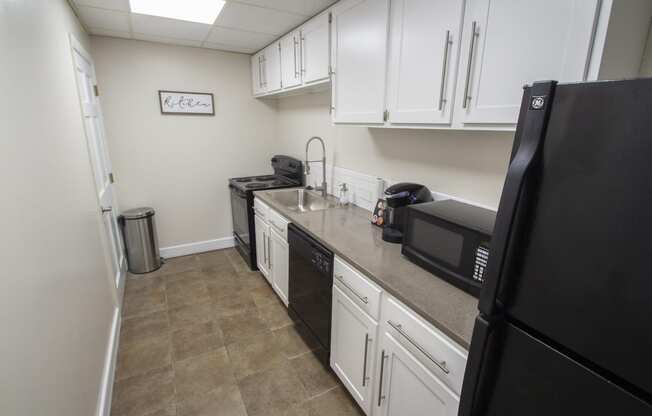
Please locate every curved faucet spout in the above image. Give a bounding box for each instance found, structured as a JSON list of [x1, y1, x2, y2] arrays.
[[305, 136, 327, 198]]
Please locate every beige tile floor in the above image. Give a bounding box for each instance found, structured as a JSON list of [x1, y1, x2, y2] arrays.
[[112, 248, 364, 416]]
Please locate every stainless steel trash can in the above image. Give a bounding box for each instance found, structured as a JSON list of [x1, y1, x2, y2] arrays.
[[119, 207, 162, 274]]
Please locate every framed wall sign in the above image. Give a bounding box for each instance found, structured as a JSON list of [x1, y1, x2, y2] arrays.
[[158, 90, 215, 115]]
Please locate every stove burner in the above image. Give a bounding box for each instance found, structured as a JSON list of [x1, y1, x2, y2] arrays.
[[236, 178, 253, 183], [246, 183, 267, 189], [254, 175, 276, 181]]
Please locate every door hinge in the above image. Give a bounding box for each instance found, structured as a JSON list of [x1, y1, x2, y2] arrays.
[[328, 12, 332, 23], [383, 110, 389, 122], [329, 65, 335, 76], [108, 173, 115, 183], [93, 85, 100, 97]]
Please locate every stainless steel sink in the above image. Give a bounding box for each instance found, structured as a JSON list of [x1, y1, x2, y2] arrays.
[[267, 189, 338, 212]]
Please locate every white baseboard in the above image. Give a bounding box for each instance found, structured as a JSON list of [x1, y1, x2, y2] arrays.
[[96, 307, 121, 416], [160, 236, 235, 259]]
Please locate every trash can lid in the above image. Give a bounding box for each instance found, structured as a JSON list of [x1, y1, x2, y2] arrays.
[[122, 207, 155, 219]]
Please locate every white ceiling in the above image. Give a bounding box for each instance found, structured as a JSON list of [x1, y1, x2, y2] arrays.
[[70, 0, 336, 53]]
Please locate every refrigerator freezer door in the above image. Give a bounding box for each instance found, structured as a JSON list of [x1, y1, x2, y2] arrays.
[[485, 79, 652, 399], [461, 318, 652, 416]]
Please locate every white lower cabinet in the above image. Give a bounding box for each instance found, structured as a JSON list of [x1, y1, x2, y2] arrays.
[[254, 214, 270, 283], [331, 284, 378, 414], [269, 227, 289, 306], [376, 331, 459, 416]]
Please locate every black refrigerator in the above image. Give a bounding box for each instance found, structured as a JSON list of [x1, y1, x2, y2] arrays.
[[459, 79, 652, 415]]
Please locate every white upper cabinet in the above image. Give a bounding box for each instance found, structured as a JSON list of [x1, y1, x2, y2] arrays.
[[332, 0, 390, 124], [386, 0, 465, 126], [280, 30, 302, 89], [264, 41, 282, 93], [301, 12, 331, 84], [251, 51, 266, 95], [453, 0, 600, 127]]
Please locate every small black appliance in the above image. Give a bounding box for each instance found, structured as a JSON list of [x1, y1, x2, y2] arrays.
[[229, 155, 303, 270], [402, 199, 495, 297], [382, 182, 433, 243]]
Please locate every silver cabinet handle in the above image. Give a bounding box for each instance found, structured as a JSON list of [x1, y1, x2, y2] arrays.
[[438, 30, 453, 111], [270, 221, 284, 234], [300, 35, 306, 73], [258, 56, 263, 88], [362, 333, 371, 386], [293, 36, 299, 78], [377, 350, 387, 407], [463, 21, 479, 109], [334, 274, 368, 304], [267, 233, 272, 269], [101, 206, 112, 213], [263, 231, 268, 265], [254, 208, 264, 216], [387, 320, 450, 374]]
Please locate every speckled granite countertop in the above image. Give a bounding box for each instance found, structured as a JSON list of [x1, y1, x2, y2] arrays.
[[256, 189, 478, 349]]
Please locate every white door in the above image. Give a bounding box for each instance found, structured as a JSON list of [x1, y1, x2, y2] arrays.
[[331, 285, 378, 414], [377, 332, 459, 416], [70, 37, 125, 292], [270, 229, 289, 306], [252, 52, 265, 95], [332, 0, 390, 124], [454, 0, 600, 126], [301, 12, 331, 84], [265, 42, 282, 92], [281, 31, 302, 89], [255, 215, 270, 281], [386, 0, 465, 125]]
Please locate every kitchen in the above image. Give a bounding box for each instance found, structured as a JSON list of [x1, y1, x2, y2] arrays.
[[3, 1, 652, 416]]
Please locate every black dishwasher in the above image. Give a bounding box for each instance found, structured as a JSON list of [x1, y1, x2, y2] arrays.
[[288, 223, 334, 355]]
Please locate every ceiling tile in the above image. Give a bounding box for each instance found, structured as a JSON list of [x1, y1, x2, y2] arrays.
[[229, 0, 336, 17], [73, 0, 130, 12], [132, 33, 203, 48], [131, 14, 212, 41], [77, 6, 130, 31], [203, 42, 256, 54], [206, 26, 275, 49], [88, 28, 132, 39], [216, 2, 305, 35]]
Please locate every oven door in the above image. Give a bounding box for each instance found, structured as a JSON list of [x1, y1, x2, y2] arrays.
[[230, 185, 251, 250], [402, 210, 488, 297]]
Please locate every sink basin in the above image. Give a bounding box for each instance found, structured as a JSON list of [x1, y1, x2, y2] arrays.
[[267, 189, 338, 212]]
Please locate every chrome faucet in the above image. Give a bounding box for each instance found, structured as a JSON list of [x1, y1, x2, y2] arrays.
[[305, 136, 327, 198]]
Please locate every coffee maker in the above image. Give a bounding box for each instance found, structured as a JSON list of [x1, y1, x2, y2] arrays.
[[382, 183, 433, 243]]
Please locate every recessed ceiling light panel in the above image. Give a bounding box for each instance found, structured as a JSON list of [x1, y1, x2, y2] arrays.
[[129, 0, 225, 25]]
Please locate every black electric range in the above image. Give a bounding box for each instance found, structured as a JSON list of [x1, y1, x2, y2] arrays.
[[229, 155, 303, 270]]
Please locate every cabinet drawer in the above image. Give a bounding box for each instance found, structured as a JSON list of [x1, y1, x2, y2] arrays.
[[382, 296, 467, 395], [333, 256, 382, 321], [253, 198, 269, 221], [267, 208, 289, 241]]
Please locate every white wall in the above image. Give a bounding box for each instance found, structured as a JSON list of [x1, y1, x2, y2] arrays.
[[91, 37, 278, 250], [640, 23, 652, 76], [0, 1, 116, 415], [277, 92, 514, 208]]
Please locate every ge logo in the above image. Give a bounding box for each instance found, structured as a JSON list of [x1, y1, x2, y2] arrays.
[[531, 96, 546, 110]]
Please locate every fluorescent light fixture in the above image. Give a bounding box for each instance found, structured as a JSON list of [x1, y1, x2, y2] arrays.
[[130, 0, 225, 25]]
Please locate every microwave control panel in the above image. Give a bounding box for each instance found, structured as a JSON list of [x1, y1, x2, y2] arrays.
[[473, 245, 490, 282]]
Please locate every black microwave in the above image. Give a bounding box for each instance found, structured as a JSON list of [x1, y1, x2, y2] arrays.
[[402, 200, 496, 297]]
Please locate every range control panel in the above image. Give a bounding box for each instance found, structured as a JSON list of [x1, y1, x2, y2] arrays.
[[473, 245, 490, 283]]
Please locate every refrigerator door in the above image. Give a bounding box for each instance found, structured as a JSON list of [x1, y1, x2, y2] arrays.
[[481, 79, 652, 399], [460, 317, 652, 416]]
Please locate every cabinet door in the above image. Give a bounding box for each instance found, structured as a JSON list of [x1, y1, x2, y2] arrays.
[[386, 0, 464, 125], [270, 228, 289, 306], [376, 332, 459, 416], [254, 215, 270, 281], [332, 0, 390, 124], [454, 0, 600, 126], [281, 31, 302, 89], [301, 12, 331, 84], [251, 52, 265, 95], [265, 42, 282, 92], [331, 285, 378, 415]]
